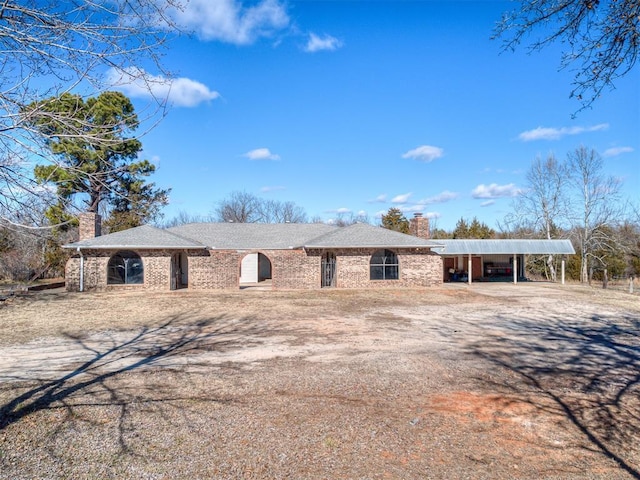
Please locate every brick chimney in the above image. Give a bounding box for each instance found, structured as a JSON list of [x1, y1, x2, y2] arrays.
[[409, 212, 430, 239], [78, 212, 102, 240]]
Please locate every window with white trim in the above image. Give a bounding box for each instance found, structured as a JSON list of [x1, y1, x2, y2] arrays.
[[370, 249, 399, 280]]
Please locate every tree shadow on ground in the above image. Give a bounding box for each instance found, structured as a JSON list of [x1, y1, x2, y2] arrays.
[[0, 312, 267, 454], [466, 312, 640, 478]]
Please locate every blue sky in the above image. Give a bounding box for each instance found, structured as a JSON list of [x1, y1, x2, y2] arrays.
[[110, 0, 639, 231]]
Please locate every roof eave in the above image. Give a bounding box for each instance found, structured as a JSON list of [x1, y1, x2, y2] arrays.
[[304, 244, 440, 249], [64, 244, 207, 250]]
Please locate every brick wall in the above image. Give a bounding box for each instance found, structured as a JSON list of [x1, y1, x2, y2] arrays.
[[268, 250, 320, 289], [67, 246, 442, 291], [307, 248, 441, 288], [409, 213, 430, 240], [67, 249, 201, 292], [65, 251, 109, 291], [188, 250, 239, 289], [143, 252, 172, 290]]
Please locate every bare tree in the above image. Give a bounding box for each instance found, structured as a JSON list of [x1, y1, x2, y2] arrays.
[[0, 0, 180, 221], [495, 0, 640, 111], [261, 199, 308, 223], [332, 211, 371, 227], [567, 146, 622, 283], [214, 191, 263, 223], [0, 197, 63, 281], [161, 210, 213, 228], [505, 154, 569, 281], [213, 191, 308, 224]]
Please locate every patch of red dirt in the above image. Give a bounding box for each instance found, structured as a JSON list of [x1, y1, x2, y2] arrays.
[[427, 391, 537, 423]]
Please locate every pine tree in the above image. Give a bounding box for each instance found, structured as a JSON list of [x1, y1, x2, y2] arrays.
[[381, 208, 409, 233], [25, 91, 169, 228]]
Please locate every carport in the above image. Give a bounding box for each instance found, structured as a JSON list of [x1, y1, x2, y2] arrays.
[[433, 239, 575, 284]]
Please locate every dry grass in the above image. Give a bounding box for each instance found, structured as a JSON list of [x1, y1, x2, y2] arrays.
[[0, 283, 639, 479]]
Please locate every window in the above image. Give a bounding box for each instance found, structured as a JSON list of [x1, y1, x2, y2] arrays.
[[370, 249, 399, 280], [107, 251, 144, 284]]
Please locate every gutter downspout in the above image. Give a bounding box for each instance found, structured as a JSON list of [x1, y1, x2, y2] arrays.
[[77, 247, 84, 292]]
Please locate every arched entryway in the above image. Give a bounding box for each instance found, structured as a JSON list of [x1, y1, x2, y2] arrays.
[[170, 252, 188, 290], [240, 252, 272, 288]]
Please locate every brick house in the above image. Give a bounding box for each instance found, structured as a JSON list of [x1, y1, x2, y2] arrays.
[[64, 213, 442, 291]]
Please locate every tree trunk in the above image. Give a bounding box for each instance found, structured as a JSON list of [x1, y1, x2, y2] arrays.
[[88, 180, 102, 213], [547, 254, 557, 282]]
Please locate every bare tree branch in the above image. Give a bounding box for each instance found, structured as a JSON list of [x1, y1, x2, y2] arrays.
[[213, 191, 308, 224], [0, 0, 181, 222], [495, 0, 640, 113]]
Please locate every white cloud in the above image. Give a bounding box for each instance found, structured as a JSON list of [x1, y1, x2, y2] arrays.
[[107, 67, 219, 107], [425, 212, 441, 219], [243, 148, 281, 161], [304, 33, 343, 52], [603, 146, 634, 157], [391, 192, 412, 203], [518, 123, 609, 141], [168, 0, 289, 45], [480, 200, 495, 207], [400, 205, 424, 212], [325, 207, 351, 215], [471, 183, 521, 199], [417, 190, 459, 205], [260, 185, 285, 192], [369, 194, 387, 203], [402, 145, 444, 163], [374, 210, 387, 218]]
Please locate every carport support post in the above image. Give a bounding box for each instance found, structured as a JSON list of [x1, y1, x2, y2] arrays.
[[561, 260, 566, 285], [513, 254, 517, 284], [468, 256, 472, 284]]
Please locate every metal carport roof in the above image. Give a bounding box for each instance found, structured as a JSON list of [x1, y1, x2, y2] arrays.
[[432, 239, 575, 255]]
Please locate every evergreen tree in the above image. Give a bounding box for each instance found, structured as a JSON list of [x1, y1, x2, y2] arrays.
[[381, 208, 409, 233], [25, 91, 169, 228], [468, 217, 496, 239], [452, 218, 469, 238], [453, 217, 494, 239]]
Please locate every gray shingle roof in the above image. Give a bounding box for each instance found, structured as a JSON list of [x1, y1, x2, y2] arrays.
[[168, 223, 338, 249], [64, 222, 443, 250], [64, 225, 206, 249], [431, 239, 575, 255], [304, 223, 442, 248]]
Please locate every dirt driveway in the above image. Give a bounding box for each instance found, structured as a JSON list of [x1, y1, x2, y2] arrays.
[[0, 283, 639, 479]]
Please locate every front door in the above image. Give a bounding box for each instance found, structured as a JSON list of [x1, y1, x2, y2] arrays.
[[321, 252, 336, 287], [171, 252, 188, 290]]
